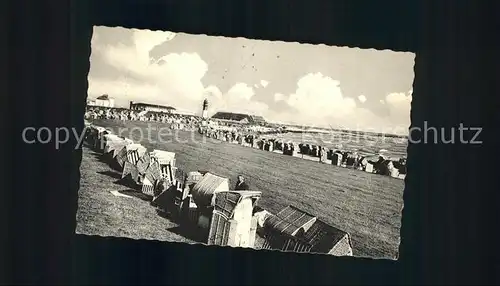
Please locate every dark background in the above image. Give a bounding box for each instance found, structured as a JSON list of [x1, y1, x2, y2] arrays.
[[4, 0, 497, 284]]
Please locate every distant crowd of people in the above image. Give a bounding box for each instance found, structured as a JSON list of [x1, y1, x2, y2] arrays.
[[85, 106, 272, 136], [85, 107, 203, 131], [197, 128, 407, 178], [85, 106, 406, 178], [198, 125, 263, 144]]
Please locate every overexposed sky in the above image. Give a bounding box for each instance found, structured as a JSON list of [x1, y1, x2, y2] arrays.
[[88, 26, 415, 132]]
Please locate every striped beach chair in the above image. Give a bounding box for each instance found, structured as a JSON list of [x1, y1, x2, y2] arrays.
[[141, 177, 156, 197], [121, 161, 140, 184], [187, 206, 199, 225], [284, 237, 313, 253], [122, 144, 147, 167], [161, 164, 175, 183], [95, 127, 109, 153], [103, 135, 132, 155], [150, 150, 176, 183], [112, 139, 132, 158], [136, 152, 151, 175], [102, 134, 121, 154], [142, 160, 162, 187], [207, 211, 232, 246], [262, 233, 313, 253], [89, 127, 102, 150], [172, 181, 188, 215], [115, 147, 128, 169], [180, 195, 199, 225], [127, 149, 140, 166]]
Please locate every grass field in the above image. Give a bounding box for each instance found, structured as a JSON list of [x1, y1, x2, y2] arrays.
[[77, 119, 405, 259]]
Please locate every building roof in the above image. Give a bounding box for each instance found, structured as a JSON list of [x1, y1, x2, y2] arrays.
[[96, 94, 111, 100], [171, 109, 196, 116], [212, 112, 248, 121], [131, 102, 176, 110], [264, 205, 317, 237], [211, 112, 266, 124], [249, 115, 266, 123]]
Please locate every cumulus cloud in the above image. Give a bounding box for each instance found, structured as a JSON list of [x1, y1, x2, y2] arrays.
[[207, 83, 269, 116], [282, 73, 357, 123], [99, 45, 209, 104], [89, 28, 266, 114], [266, 72, 412, 131], [203, 85, 223, 100], [88, 27, 413, 132], [384, 90, 412, 128], [386, 92, 412, 108], [88, 78, 162, 99], [132, 29, 176, 63], [274, 93, 286, 102], [227, 83, 255, 101]]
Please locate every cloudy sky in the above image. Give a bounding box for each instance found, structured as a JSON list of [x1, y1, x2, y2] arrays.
[[88, 26, 415, 133]]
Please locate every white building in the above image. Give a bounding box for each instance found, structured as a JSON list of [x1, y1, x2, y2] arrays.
[[89, 94, 115, 108], [129, 101, 176, 113], [171, 109, 196, 116]]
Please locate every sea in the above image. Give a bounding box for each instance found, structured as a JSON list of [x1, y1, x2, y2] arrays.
[[260, 131, 408, 160]]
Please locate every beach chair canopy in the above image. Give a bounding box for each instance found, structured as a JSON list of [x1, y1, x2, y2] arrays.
[[150, 149, 176, 165]]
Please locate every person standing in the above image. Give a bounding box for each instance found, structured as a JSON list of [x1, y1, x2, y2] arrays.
[[235, 175, 250, 191]]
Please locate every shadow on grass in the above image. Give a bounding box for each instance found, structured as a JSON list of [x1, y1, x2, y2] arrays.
[[118, 189, 152, 202], [166, 225, 206, 243], [154, 208, 181, 225], [82, 142, 97, 149], [111, 177, 152, 202], [88, 150, 102, 157], [97, 170, 122, 180], [113, 176, 136, 188], [154, 208, 205, 243], [87, 149, 114, 162], [98, 154, 116, 165], [87, 149, 122, 170]]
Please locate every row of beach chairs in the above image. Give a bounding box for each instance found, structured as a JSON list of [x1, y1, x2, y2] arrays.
[[84, 123, 354, 255], [196, 130, 407, 179], [84, 124, 263, 249]]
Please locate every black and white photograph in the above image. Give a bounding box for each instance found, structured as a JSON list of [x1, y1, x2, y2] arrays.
[[77, 26, 414, 260]]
